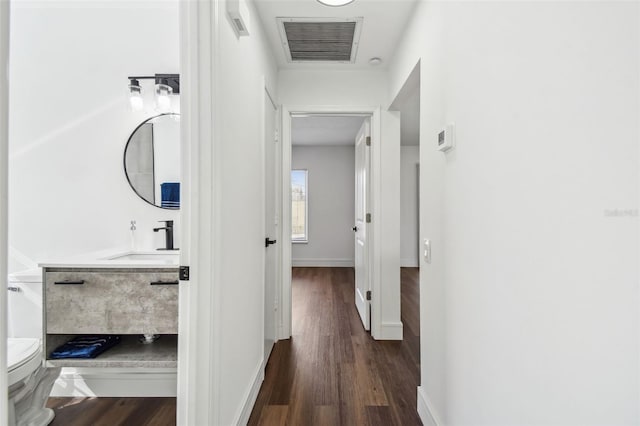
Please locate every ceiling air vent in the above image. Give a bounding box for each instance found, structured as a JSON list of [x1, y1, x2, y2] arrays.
[[277, 17, 363, 63]]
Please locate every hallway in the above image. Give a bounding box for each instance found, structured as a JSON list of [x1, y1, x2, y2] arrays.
[[249, 267, 421, 426]]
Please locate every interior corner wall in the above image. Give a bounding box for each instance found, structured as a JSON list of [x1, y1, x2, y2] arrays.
[[8, 2, 180, 273], [291, 145, 355, 267], [389, 1, 447, 421], [390, 1, 639, 424], [217, 0, 278, 423], [400, 146, 419, 267]]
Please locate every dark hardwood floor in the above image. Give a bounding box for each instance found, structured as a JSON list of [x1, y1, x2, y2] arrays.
[[46, 267, 421, 426], [46, 397, 176, 426], [248, 267, 421, 426]]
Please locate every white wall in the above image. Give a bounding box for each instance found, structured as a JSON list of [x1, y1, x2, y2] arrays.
[[215, 1, 278, 423], [390, 1, 639, 424], [291, 145, 355, 267], [8, 2, 180, 274], [400, 146, 419, 267], [279, 70, 403, 339]]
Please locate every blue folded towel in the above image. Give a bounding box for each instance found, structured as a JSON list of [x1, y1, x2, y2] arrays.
[[161, 182, 180, 209], [49, 335, 121, 359]]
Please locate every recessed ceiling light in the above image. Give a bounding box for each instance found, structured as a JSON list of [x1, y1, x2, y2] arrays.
[[369, 57, 382, 66], [316, 0, 355, 7]]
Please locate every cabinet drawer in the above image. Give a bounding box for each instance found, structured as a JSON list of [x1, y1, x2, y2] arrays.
[[45, 269, 178, 334]]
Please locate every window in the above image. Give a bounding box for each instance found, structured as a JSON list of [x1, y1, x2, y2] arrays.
[[291, 170, 308, 242]]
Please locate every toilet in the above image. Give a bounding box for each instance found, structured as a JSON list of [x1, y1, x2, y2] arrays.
[[7, 270, 60, 426]]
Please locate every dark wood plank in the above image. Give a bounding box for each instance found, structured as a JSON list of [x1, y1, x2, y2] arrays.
[[365, 405, 395, 425], [248, 266, 422, 426], [47, 397, 176, 426], [257, 405, 289, 425]]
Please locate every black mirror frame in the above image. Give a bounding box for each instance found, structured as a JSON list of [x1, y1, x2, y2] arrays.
[[123, 112, 180, 210]]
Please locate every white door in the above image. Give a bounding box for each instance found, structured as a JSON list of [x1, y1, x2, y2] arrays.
[[264, 89, 278, 362], [354, 119, 371, 330]]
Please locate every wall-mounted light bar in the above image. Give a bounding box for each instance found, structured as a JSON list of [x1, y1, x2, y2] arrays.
[[127, 74, 180, 112]]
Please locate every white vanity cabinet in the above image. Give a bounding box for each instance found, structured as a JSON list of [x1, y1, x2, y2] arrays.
[[42, 266, 179, 368]]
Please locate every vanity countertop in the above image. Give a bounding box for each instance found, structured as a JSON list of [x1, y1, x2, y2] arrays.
[[38, 248, 180, 269]]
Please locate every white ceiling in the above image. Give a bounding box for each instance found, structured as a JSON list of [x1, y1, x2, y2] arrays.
[[292, 116, 366, 146], [253, 0, 418, 70]]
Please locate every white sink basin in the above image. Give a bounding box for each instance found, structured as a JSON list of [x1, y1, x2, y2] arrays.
[[105, 252, 180, 262]]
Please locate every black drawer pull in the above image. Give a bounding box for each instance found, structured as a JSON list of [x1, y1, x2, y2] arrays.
[[150, 280, 179, 286], [54, 280, 85, 285]]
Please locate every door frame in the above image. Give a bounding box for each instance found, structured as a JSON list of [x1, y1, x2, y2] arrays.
[[177, 1, 222, 424], [279, 105, 383, 339], [354, 118, 372, 330], [1, 1, 10, 421], [261, 81, 280, 368]]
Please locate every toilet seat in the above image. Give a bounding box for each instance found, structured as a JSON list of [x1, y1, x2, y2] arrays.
[[8, 338, 42, 386]]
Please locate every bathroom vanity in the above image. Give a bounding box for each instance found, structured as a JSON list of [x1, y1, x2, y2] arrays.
[[40, 252, 179, 369]]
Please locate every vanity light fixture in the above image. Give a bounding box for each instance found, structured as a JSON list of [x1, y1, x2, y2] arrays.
[[316, 0, 355, 6], [128, 79, 143, 111], [127, 74, 180, 112]]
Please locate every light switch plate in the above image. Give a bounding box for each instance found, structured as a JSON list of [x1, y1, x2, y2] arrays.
[[424, 239, 431, 264], [437, 123, 455, 152]]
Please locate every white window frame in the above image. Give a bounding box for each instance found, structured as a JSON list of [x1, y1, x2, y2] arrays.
[[291, 169, 308, 243]]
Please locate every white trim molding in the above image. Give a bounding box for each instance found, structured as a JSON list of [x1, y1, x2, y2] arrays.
[[280, 106, 293, 340], [51, 369, 177, 398], [0, 0, 9, 421], [178, 0, 223, 424], [417, 386, 442, 426], [233, 361, 265, 426], [281, 106, 382, 341], [292, 258, 354, 268], [379, 321, 404, 340], [401, 258, 419, 268]]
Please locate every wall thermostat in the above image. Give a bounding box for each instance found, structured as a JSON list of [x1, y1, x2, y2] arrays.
[[437, 123, 455, 152]]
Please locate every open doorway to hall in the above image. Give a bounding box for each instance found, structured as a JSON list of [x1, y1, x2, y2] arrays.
[[393, 64, 421, 363], [290, 115, 365, 269], [289, 115, 367, 335]]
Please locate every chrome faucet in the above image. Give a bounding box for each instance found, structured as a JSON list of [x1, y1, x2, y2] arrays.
[[153, 220, 177, 251]]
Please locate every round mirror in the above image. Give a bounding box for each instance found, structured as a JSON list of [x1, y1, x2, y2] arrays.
[[124, 113, 181, 209]]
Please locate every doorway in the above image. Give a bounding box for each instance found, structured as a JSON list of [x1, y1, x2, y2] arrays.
[[280, 108, 382, 340], [397, 84, 421, 368], [389, 60, 422, 415], [289, 114, 368, 332]]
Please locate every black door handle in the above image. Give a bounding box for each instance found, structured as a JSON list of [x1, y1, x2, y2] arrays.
[[150, 280, 179, 285], [265, 238, 277, 247], [352, 226, 358, 232], [54, 280, 85, 285]]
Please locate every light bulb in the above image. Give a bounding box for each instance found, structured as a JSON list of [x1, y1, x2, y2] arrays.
[[129, 92, 143, 111], [155, 79, 173, 112], [156, 93, 171, 111], [128, 79, 143, 111]]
